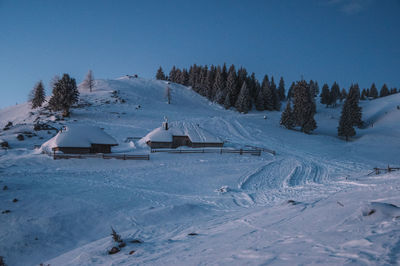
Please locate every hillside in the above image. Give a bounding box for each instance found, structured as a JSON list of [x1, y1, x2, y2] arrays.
[[0, 77, 400, 265]]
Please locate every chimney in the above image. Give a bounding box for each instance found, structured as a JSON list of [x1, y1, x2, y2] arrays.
[[162, 116, 168, 130]]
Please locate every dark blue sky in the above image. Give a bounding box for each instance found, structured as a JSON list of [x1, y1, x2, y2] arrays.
[[1, 0, 399, 108]]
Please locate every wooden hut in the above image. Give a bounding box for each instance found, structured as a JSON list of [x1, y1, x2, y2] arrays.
[[41, 125, 118, 154], [141, 121, 223, 149]]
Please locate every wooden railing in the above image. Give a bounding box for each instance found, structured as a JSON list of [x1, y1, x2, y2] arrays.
[[53, 153, 150, 160], [151, 148, 262, 156]]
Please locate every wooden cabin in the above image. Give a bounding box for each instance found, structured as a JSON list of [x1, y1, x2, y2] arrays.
[[142, 121, 223, 149], [41, 125, 118, 154]]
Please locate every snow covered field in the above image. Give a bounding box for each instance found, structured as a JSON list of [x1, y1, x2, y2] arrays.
[[1, 77, 400, 265]]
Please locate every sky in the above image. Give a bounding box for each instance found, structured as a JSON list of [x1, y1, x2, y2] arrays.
[[0, 0, 399, 109]]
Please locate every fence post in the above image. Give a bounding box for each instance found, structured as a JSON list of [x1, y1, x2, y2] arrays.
[[240, 149, 243, 155]]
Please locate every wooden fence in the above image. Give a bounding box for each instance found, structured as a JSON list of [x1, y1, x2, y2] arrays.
[[53, 153, 150, 160], [151, 148, 262, 156], [244, 145, 276, 155], [369, 165, 400, 175]]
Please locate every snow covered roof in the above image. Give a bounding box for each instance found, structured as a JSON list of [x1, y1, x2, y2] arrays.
[[40, 125, 118, 151], [141, 122, 222, 143]]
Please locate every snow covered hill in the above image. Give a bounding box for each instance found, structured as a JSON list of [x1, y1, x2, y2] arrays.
[[0, 77, 399, 265]]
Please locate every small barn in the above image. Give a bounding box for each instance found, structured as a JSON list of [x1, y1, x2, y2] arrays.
[[41, 125, 118, 154], [141, 121, 223, 149]]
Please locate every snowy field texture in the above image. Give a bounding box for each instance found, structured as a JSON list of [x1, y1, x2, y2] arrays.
[[1, 77, 400, 265]]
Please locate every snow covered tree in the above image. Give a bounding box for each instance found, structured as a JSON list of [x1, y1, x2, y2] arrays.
[[278, 77, 286, 101], [225, 67, 237, 108], [369, 83, 378, 99], [280, 101, 295, 129], [30, 81, 46, 109], [320, 83, 331, 107], [223, 92, 232, 109], [380, 84, 390, 97], [235, 82, 251, 113], [215, 88, 226, 105], [156, 66, 166, 80], [48, 74, 79, 117], [293, 80, 317, 134], [337, 98, 356, 141], [212, 67, 224, 101], [81, 70, 95, 92]]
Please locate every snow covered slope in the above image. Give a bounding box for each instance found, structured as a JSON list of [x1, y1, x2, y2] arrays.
[[0, 77, 399, 265]]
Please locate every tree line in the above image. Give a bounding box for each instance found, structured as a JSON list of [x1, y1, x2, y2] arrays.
[[156, 64, 289, 113]]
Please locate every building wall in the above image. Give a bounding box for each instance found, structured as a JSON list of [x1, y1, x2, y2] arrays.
[[172, 136, 191, 148], [53, 144, 114, 154], [53, 147, 91, 154], [91, 144, 112, 153], [147, 141, 173, 149]]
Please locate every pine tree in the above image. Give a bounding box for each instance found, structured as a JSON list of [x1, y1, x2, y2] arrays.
[[30, 81, 46, 109], [223, 92, 232, 109], [169, 66, 177, 83], [212, 67, 224, 101], [293, 80, 317, 134], [330, 82, 340, 107], [277, 77, 285, 101], [287, 82, 295, 100], [270, 76, 281, 111], [360, 88, 367, 100], [215, 88, 226, 105], [255, 89, 265, 111], [81, 70, 95, 92], [340, 88, 347, 102], [280, 101, 295, 129], [348, 84, 363, 128], [320, 83, 331, 107], [48, 74, 79, 117], [369, 83, 378, 99], [337, 98, 356, 141], [226, 67, 237, 107], [235, 82, 251, 113], [262, 75, 274, 111], [156, 67, 166, 80], [380, 84, 390, 97]]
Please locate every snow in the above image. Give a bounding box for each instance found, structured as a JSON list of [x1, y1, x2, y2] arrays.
[[141, 121, 222, 144], [1, 77, 400, 265], [40, 125, 118, 153]]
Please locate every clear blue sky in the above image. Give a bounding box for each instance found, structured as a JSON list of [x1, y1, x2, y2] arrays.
[[0, 0, 399, 108]]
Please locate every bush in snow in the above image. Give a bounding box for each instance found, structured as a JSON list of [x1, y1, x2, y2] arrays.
[[16, 134, 24, 141], [0, 141, 9, 149], [48, 74, 79, 117], [111, 227, 123, 243], [3, 122, 12, 131]]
